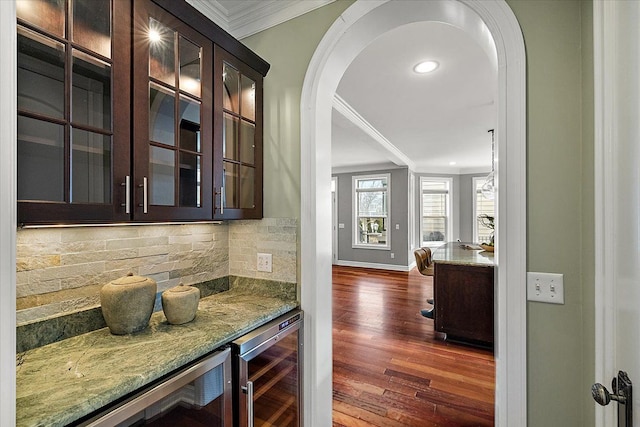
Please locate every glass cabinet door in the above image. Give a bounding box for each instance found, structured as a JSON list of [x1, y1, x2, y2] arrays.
[[214, 46, 263, 219], [17, 0, 131, 223], [133, 0, 212, 221]]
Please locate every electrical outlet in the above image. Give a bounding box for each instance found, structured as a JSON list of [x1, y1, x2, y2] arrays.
[[257, 253, 272, 272], [390, 253, 395, 259], [527, 272, 564, 304]]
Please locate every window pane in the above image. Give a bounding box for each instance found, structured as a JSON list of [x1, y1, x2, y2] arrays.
[[241, 75, 255, 121], [423, 218, 446, 242], [476, 180, 495, 244], [150, 146, 175, 206], [71, 129, 111, 203], [73, 0, 111, 58], [240, 166, 254, 209], [179, 152, 200, 207], [223, 113, 238, 160], [17, 0, 65, 38], [17, 116, 64, 201], [149, 18, 175, 87], [149, 83, 175, 146], [357, 217, 386, 245], [179, 96, 200, 152], [423, 193, 446, 216], [240, 120, 255, 165], [358, 191, 386, 216], [223, 63, 239, 113], [223, 162, 238, 209], [179, 36, 201, 97], [18, 27, 65, 119], [357, 178, 386, 189], [72, 50, 111, 130], [422, 181, 447, 191]]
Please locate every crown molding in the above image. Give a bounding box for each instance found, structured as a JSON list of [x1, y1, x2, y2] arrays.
[[187, 0, 336, 39]]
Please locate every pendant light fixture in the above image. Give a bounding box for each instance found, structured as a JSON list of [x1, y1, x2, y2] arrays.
[[481, 129, 495, 200]]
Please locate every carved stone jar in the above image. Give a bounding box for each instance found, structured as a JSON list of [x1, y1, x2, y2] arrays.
[[161, 284, 200, 325], [100, 273, 157, 335]]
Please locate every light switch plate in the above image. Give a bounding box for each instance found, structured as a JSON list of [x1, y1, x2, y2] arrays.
[[527, 272, 564, 304], [257, 253, 272, 272]]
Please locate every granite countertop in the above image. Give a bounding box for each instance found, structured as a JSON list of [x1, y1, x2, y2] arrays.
[[432, 242, 495, 267], [16, 288, 298, 427]]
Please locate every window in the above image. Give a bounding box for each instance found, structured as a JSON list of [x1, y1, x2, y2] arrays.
[[420, 177, 452, 247], [473, 177, 496, 244], [353, 174, 390, 249]]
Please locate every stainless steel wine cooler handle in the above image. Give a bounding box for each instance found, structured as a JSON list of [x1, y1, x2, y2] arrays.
[[246, 380, 254, 427], [121, 176, 130, 214]]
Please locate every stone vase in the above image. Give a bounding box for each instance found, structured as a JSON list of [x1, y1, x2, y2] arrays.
[[162, 284, 200, 325], [100, 273, 157, 335]]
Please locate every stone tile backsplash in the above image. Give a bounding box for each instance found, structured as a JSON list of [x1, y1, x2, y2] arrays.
[[16, 218, 297, 326]]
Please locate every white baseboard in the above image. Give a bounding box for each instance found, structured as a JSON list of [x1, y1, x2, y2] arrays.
[[335, 260, 415, 272]]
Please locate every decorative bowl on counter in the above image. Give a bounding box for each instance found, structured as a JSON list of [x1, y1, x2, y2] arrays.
[[480, 244, 495, 252], [100, 273, 157, 335], [162, 284, 200, 325]]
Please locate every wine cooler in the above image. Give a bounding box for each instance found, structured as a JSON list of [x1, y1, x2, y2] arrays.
[[232, 309, 303, 427]]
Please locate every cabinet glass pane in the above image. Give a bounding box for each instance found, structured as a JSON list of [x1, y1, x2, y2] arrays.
[[150, 146, 175, 206], [222, 63, 239, 113], [179, 152, 200, 207], [18, 27, 65, 119], [240, 166, 254, 209], [17, 116, 64, 201], [179, 36, 201, 97], [149, 18, 175, 87], [72, 50, 111, 130], [223, 113, 238, 160], [150, 83, 175, 146], [73, 0, 111, 58], [179, 96, 200, 152], [240, 75, 255, 122], [223, 162, 238, 209], [71, 129, 111, 203], [16, 0, 65, 38], [240, 120, 255, 165]]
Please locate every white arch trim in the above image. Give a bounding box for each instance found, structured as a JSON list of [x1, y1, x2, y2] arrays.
[[300, 1, 527, 426]]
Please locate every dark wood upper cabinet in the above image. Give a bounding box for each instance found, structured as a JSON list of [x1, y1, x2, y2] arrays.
[[213, 46, 264, 220], [132, 0, 213, 221], [17, 0, 132, 224], [17, 0, 268, 225]]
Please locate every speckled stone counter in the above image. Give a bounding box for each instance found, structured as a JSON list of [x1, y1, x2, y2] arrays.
[[432, 242, 495, 267], [16, 288, 298, 427]]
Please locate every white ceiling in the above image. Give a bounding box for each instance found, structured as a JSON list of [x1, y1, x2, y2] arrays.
[[188, 1, 497, 175], [333, 21, 497, 174]]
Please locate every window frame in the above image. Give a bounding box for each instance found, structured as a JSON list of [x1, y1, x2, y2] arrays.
[[419, 176, 452, 248], [352, 173, 391, 250]]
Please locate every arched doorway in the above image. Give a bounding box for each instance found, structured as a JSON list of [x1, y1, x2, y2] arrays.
[[300, 1, 527, 426]]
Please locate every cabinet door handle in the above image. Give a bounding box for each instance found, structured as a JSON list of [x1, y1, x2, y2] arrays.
[[138, 177, 148, 214], [220, 186, 224, 215], [121, 176, 130, 214]]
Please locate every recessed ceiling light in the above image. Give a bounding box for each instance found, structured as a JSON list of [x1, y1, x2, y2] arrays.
[[449, 161, 457, 166], [413, 60, 439, 74]]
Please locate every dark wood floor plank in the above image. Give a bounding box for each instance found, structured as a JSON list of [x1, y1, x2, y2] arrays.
[[332, 265, 495, 427]]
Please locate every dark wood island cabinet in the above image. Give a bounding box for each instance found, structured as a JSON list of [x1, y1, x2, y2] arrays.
[[432, 242, 495, 347]]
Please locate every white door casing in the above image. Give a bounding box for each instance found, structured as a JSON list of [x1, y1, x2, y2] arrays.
[[594, 1, 640, 426], [300, 1, 527, 426]]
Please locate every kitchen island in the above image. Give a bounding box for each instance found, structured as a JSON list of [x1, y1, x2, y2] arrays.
[[432, 242, 495, 347], [16, 286, 298, 427]]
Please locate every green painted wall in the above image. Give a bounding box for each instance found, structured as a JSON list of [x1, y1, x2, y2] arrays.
[[244, 0, 595, 425]]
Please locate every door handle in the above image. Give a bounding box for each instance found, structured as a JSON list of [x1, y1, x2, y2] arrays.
[[592, 371, 632, 427], [120, 176, 130, 214], [138, 177, 148, 214]]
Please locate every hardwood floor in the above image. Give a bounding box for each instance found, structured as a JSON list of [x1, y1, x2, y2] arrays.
[[332, 265, 495, 427]]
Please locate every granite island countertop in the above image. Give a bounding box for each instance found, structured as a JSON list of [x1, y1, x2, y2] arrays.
[[16, 287, 298, 427], [432, 242, 495, 267]]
